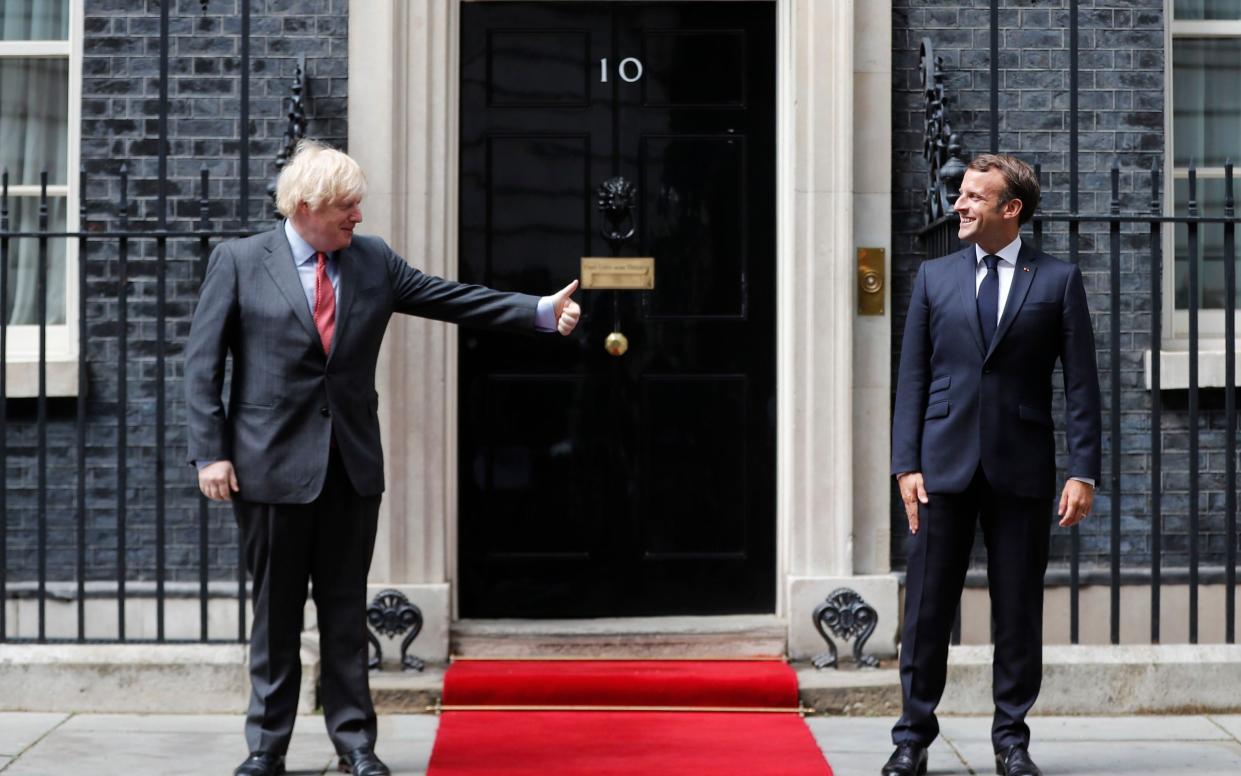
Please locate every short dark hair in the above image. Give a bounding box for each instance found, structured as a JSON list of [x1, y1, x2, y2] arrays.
[[967, 154, 1040, 225]]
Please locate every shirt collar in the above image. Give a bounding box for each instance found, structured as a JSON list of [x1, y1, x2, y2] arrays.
[[975, 235, 1022, 267], [284, 219, 319, 266]]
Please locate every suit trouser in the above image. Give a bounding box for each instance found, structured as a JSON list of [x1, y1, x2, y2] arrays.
[[891, 467, 1052, 752], [234, 447, 381, 757]]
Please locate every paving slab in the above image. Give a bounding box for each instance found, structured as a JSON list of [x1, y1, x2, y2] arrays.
[[938, 714, 1231, 744], [947, 739, 1241, 776], [0, 713, 68, 757], [806, 716, 967, 776], [371, 715, 439, 776], [810, 745, 964, 776], [805, 716, 898, 754], [1, 715, 332, 776], [1207, 714, 1241, 741]]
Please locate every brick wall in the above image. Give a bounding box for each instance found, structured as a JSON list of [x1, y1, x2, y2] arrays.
[[891, 0, 1239, 573], [3, 0, 348, 583]]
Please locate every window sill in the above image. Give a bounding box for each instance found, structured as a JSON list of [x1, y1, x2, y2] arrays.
[[1143, 348, 1238, 391], [3, 357, 79, 398]]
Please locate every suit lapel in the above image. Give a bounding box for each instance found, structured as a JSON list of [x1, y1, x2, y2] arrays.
[[985, 240, 1038, 361], [957, 248, 987, 357], [261, 226, 319, 344], [327, 245, 358, 365]]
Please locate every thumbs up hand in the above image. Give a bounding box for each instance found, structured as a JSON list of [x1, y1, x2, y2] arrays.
[[549, 279, 581, 336]]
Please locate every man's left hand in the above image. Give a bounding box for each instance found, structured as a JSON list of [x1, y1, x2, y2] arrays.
[[1058, 479, 1094, 527], [550, 279, 581, 335]]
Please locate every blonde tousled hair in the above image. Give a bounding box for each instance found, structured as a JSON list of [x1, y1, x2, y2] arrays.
[[274, 140, 367, 217]]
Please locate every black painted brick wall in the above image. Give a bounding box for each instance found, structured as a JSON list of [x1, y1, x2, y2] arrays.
[[4, 0, 348, 584], [892, 0, 1240, 573]]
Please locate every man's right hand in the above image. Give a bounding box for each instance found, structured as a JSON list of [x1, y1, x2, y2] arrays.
[[199, 460, 240, 502], [897, 472, 929, 534]]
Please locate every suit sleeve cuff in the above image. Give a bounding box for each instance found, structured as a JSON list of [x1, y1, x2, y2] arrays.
[[534, 296, 557, 332]]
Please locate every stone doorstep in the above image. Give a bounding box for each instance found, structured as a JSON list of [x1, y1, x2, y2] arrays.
[[449, 615, 789, 659], [6, 642, 1241, 717]]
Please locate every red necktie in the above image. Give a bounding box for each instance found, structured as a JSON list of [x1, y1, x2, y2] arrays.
[[313, 251, 336, 354]]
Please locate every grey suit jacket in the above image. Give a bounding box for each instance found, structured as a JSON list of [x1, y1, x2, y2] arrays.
[[185, 224, 538, 504]]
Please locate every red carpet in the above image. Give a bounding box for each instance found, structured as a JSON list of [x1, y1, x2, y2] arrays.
[[426, 659, 833, 775]]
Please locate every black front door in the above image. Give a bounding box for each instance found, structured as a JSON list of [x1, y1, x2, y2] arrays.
[[458, 1, 776, 618]]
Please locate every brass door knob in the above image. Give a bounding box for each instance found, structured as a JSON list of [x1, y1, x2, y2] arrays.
[[604, 331, 629, 357]]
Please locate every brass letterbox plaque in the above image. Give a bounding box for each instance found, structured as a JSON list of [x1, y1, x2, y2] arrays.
[[857, 247, 885, 316], [580, 257, 655, 290]]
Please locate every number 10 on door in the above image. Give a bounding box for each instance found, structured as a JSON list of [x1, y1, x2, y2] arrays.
[[600, 57, 644, 83]]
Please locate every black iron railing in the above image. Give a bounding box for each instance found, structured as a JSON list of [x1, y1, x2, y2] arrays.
[[0, 0, 294, 640], [922, 161, 1240, 647], [1, 166, 253, 644], [918, 0, 1240, 646]]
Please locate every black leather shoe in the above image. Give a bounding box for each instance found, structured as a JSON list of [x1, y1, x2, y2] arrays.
[[881, 743, 928, 776], [338, 747, 391, 776], [234, 752, 286, 776], [995, 745, 1042, 776]]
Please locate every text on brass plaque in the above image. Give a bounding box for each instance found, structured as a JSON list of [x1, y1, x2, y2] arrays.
[[580, 257, 655, 290]]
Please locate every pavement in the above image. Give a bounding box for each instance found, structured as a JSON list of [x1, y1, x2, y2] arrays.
[[3, 711, 1241, 775]]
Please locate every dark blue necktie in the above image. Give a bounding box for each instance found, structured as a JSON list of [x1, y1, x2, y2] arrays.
[[978, 254, 1000, 349]]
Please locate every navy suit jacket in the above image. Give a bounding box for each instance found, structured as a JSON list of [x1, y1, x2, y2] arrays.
[[891, 240, 1102, 499]]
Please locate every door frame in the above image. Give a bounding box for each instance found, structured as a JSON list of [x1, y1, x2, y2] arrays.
[[348, 0, 885, 633]]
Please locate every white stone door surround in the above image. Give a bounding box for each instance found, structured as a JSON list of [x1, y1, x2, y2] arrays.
[[347, 0, 897, 663]]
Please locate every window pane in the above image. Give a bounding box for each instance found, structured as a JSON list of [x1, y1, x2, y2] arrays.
[[1174, 176, 1240, 311], [1174, 0, 1241, 21], [3, 197, 67, 326], [0, 58, 69, 185], [1173, 39, 1241, 168], [0, 1, 69, 40]]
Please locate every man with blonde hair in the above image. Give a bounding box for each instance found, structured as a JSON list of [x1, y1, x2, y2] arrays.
[[186, 140, 581, 776]]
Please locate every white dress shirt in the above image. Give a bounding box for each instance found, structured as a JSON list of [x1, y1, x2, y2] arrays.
[[974, 235, 1021, 325]]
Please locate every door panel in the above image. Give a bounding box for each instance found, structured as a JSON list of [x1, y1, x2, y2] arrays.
[[639, 374, 749, 557], [641, 134, 747, 318], [459, 1, 775, 618], [642, 30, 749, 107]]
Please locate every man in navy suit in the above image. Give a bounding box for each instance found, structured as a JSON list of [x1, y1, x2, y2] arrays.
[[882, 154, 1101, 776]]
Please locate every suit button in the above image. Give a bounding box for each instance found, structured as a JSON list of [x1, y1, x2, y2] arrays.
[[320, 406, 330, 417], [983, 368, 992, 374]]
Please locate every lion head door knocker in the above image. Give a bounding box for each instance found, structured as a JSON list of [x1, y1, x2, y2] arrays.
[[595, 176, 637, 357]]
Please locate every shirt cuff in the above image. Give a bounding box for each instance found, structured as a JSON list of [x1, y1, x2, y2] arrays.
[[534, 296, 557, 332], [195, 460, 218, 471], [1070, 476, 1095, 488]]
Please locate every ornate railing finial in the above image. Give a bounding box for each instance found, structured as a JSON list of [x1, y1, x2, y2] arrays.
[[366, 589, 425, 672], [921, 38, 967, 224], [812, 587, 880, 670], [268, 54, 309, 211]]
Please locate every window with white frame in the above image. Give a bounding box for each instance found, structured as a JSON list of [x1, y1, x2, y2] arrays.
[[0, 0, 80, 372], [1168, 0, 1241, 337]]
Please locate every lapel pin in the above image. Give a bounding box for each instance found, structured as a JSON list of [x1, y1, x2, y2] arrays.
[[1023, 267, 1030, 272]]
